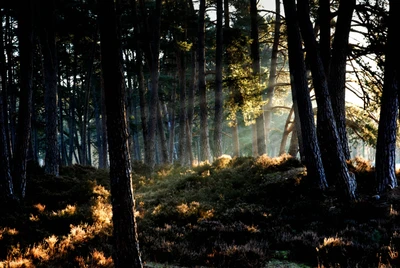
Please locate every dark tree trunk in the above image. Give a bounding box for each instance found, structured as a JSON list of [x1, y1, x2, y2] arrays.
[[38, 0, 59, 175], [213, 0, 223, 159], [81, 40, 96, 166], [139, 0, 161, 168], [168, 85, 176, 163], [279, 108, 294, 156], [100, 75, 109, 168], [186, 48, 196, 165], [375, 0, 399, 194], [98, 0, 143, 266], [6, 13, 16, 157], [318, 0, 331, 74], [198, 0, 211, 162], [69, 46, 78, 165], [0, 13, 14, 197], [93, 86, 104, 168], [0, 9, 12, 164], [264, 0, 281, 152], [157, 100, 169, 164], [13, 0, 34, 199], [328, 0, 356, 160], [177, 49, 187, 165], [250, 0, 266, 156], [283, 0, 328, 191], [297, 0, 356, 200]]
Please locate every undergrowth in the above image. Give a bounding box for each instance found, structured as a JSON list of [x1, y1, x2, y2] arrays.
[[0, 155, 399, 267]]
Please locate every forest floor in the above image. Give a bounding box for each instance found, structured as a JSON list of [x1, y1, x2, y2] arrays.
[[0, 155, 399, 267]]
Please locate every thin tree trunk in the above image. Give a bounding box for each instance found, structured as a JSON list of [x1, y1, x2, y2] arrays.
[[82, 39, 96, 166], [250, 0, 266, 156], [100, 75, 108, 168], [198, 0, 211, 162], [131, 0, 149, 166], [6, 12, 16, 156], [157, 100, 169, 164], [69, 45, 78, 165], [13, 0, 34, 199], [264, 0, 281, 153], [177, 50, 187, 165], [98, 0, 143, 266], [279, 108, 294, 155], [39, 0, 59, 175], [213, 0, 223, 159], [375, 0, 399, 194], [0, 15, 14, 197], [186, 49, 196, 165]]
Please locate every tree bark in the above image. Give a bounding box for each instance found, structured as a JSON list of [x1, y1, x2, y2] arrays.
[[250, 0, 266, 156], [38, 0, 59, 175], [98, 0, 143, 266], [264, 0, 281, 153], [328, 0, 355, 160], [177, 49, 187, 165], [375, 0, 399, 194], [213, 0, 224, 159], [198, 0, 211, 162], [283, 0, 328, 191], [297, 0, 356, 200]]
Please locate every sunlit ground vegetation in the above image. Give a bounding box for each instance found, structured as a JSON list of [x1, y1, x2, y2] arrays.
[[0, 155, 399, 267]]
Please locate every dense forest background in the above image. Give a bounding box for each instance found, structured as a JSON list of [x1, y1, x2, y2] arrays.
[[1, 0, 400, 267]]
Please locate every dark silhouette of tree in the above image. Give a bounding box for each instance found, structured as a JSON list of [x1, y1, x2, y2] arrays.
[[327, 0, 356, 160], [375, 0, 399, 194], [297, 0, 356, 200], [98, 0, 143, 266], [38, 0, 59, 175], [13, 0, 34, 199], [282, 0, 328, 191]]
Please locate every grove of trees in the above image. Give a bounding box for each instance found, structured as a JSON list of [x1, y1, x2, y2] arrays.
[[0, 0, 399, 266]]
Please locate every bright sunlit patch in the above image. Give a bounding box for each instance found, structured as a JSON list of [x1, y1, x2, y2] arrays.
[[51, 204, 76, 217]]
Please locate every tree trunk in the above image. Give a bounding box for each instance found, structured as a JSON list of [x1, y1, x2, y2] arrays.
[[186, 48, 196, 165], [250, 0, 266, 156], [6, 13, 16, 157], [0, 13, 14, 197], [283, 0, 328, 191], [100, 75, 109, 168], [297, 0, 356, 200], [69, 45, 78, 165], [327, 0, 356, 160], [213, 0, 223, 159], [264, 0, 281, 153], [0, 9, 12, 164], [38, 0, 59, 175], [375, 0, 399, 194], [177, 49, 187, 165], [157, 100, 169, 164], [13, 0, 34, 199], [98, 0, 143, 266], [279, 108, 294, 155], [198, 0, 211, 162]]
